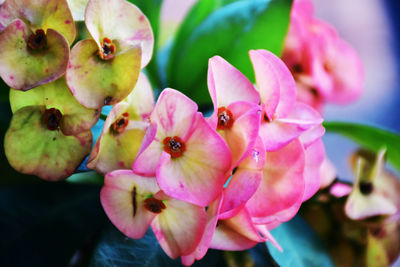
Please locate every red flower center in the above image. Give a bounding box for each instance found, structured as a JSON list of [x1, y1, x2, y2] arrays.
[[99, 37, 116, 60], [111, 112, 129, 134], [163, 136, 185, 158], [144, 197, 166, 214], [217, 107, 234, 130], [43, 108, 62, 131], [27, 29, 47, 51]]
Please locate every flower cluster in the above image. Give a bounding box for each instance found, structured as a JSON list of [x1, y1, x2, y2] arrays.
[[1, 0, 326, 264], [1, 0, 153, 180], [98, 50, 325, 265], [283, 0, 364, 112]]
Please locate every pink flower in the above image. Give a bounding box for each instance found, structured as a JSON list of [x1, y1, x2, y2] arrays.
[[101, 170, 207, 259], [250, 49, 323, 151], [282, 0, 364, 111], [207, 56, 261, 167], [133, 89, 231, 207]]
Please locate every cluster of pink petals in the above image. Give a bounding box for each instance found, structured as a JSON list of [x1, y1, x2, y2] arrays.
[[100, 49, 326, 265], [282, 0, 364, 112]]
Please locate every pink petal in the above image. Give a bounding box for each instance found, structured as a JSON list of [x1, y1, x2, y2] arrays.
[[302, 138, 324, 201], [277, 102, 323, 126], [181, 194, 224, 266], [210, 207, 264, 251], [220, 169, 262, 220], [151, 192, 207, 259], [131, 125, 160, 176], [150, 89, 198, 141], [100, 170, 159, 239], [249, 50, 296, 118], [219, 102, 261, 167], [208, 56, 259, 110], [85, 0, 154, 67], [247, 139, 305, 222], [330, 182, 352, 198], [249, 50, 280, 119], [157, 113, 231, 207]]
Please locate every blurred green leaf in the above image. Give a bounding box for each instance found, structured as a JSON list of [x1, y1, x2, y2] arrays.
[[166, 0, 292, 107], [0, 183, 107, 266], [267, 216, 334, 267], [324, 122, 400, 173], [67, 171, 104, 185], [127, 0, 163, 89]]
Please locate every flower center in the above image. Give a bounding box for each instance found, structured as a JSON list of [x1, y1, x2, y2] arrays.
[[27, 29, 47, 51], [144, 197, 166, 214], [111, 112, 129, 134], [43, 108, 62, 131], [163, 136, 185, 158], [217, 107, 234, 130], [99, 37, 116, 60], [359, 181, 373, 195]]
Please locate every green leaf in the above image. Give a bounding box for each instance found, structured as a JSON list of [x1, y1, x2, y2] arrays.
[[67, 171, 104, 185], [0, 183, 107, 266], [127, 0, 163, 89], [324, 122, 400, 173], [166, 0, 292, 106], [267, 216, 334, 267]]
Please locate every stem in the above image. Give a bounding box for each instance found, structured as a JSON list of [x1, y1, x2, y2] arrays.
[[99, 113, 107, 121]]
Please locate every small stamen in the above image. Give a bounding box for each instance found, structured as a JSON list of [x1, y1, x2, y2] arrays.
[[43, 108, 62, 131], [111, 115, 129, 135], [99, 37, 116, 60], [359, 182, 373, 195], [144, 197, 166, 214], [163, 136, 186, 158], [132, 186, 137, 216], [217, 107, 234, 130], [27, 29, 47, 51], [292, 63, 303, 73]]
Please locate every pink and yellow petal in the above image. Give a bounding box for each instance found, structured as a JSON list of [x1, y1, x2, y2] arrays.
[[4, 106, 92, 181], [101, 170, 159, 239], [132, 130, 161, 177], [10, 77, 99, 135], [151, 192, 207, 259], [150, 89, 198, 140], [66, 39, 141, 109], [0, 20, 69, 90], [208, 56, 259, 110], [85, 0, 153, 67], [157, 114, 231, 207], [247, 139, 305, 221], [67, 0, 88, 21], [0, 0, 76, 44]]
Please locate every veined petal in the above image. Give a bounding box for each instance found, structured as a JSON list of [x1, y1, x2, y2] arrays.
[[0, 20, 69, 90], [181, 194, 224, 266], [210, 208, 264, 251], [150, 89, 198, 140], [277, 102, 323, 126], [4, 106, 92, 181], [249, 50, 280, 119], [208, 56, 259, 110], [10, 77, 99, 135], [101, 170, 159, 239], [247, 139, 305, 222], [0, 0, 76, 44], [85, 0, 153, 67], [250, 50, 296, 118], [157, 113, 231, 207], [151, 192, 207, 259], [66, 39, 141, 109]]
